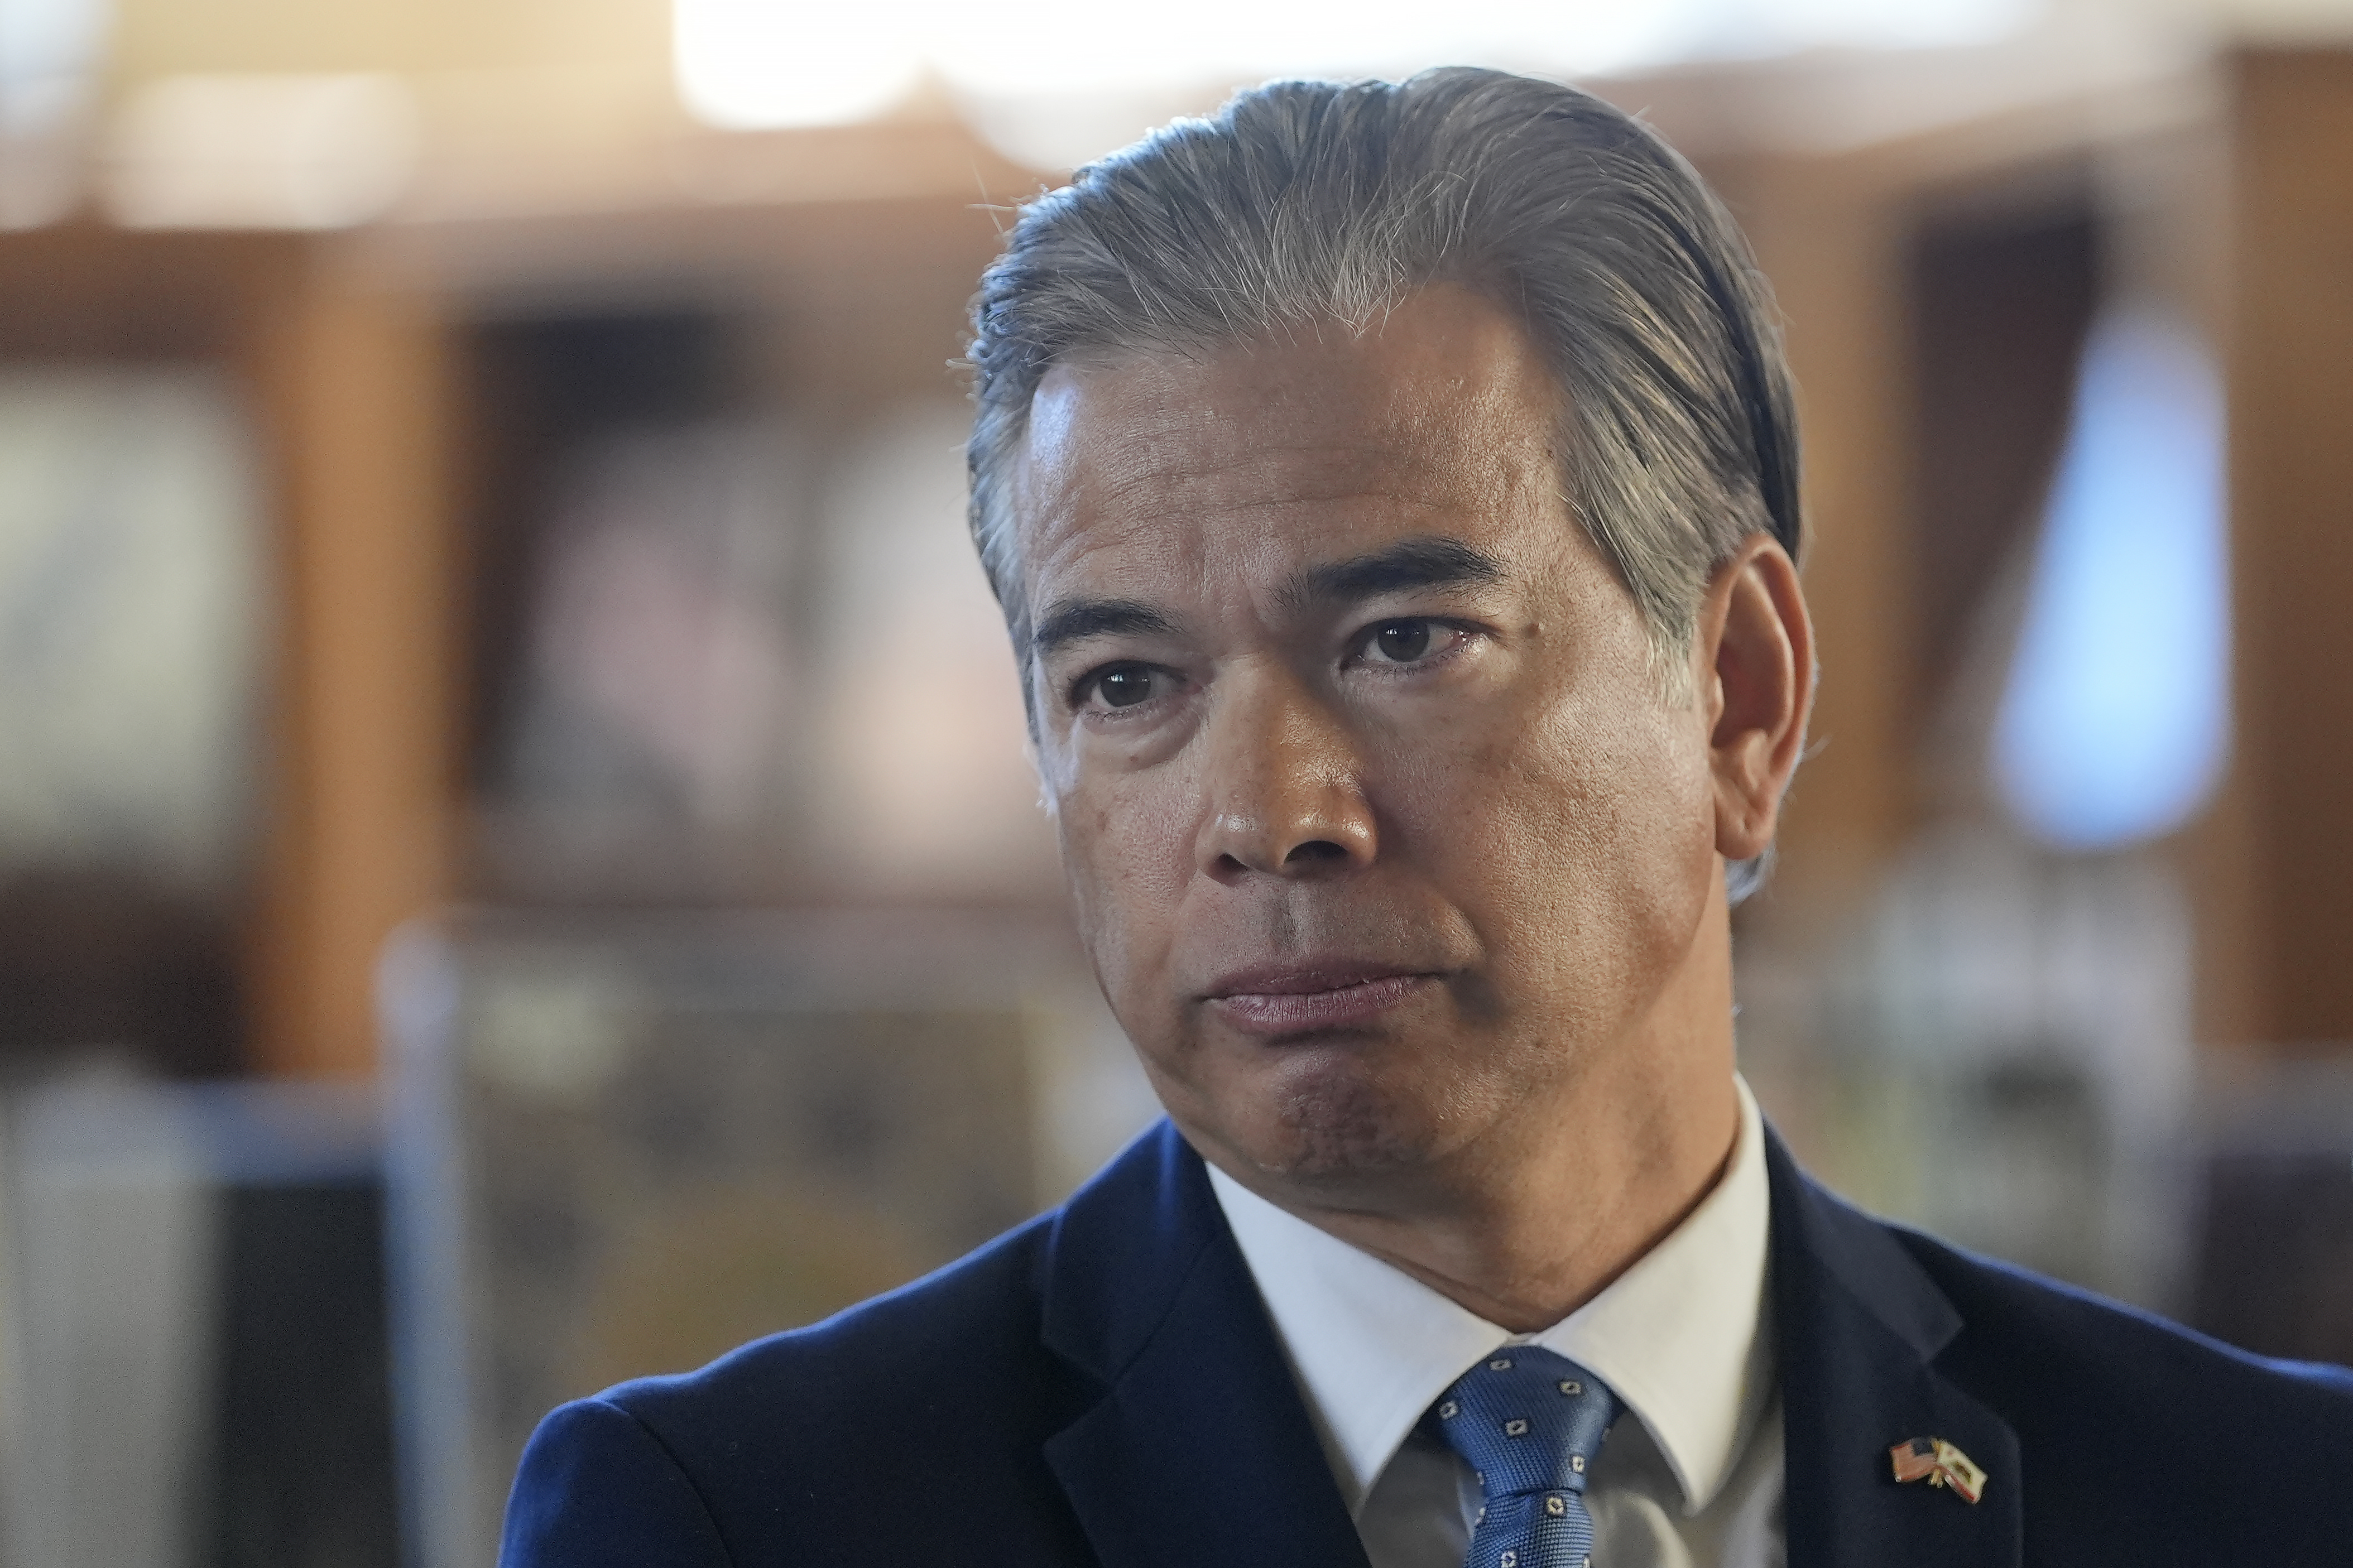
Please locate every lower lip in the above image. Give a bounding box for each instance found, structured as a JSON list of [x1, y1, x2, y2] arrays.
[[1208, 974, 1433, 1036]]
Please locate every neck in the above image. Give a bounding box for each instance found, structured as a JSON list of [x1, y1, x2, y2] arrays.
[[1240, 908, 1742, 1333]]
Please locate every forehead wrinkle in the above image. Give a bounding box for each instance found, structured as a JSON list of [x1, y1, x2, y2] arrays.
[[1023, 442, 1462, 600], [1011, 285, 1570, 638], [1096, 440, 1454, 510]]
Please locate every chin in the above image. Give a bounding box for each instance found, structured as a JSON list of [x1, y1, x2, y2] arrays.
[[1247, 1064, 1455, 1184]]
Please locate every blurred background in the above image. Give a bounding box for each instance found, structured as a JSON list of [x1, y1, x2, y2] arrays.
[[1, 0, 2351, 1562]]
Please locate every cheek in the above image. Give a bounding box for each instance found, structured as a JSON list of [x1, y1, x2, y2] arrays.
[[1537, 695, 1714, 953], [1051, 765, 1199, 1004], [1393, 680, 1715, 1002]]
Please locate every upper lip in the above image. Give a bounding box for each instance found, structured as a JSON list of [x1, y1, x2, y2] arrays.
[[1203, 958, 1432, 998]]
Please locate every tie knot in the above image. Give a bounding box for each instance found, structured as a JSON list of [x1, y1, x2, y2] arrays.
[[1433, 1347, 1620, 1502]]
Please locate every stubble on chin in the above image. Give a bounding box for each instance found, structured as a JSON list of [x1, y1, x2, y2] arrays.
[[1235, 1023, 1559, 1198], [1251, 1063, 1439, 1183]]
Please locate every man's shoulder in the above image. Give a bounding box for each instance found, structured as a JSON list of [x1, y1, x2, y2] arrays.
[[505, 1210, 1101, 1566], [1896, 1220, 2353, 1415], [1772, 1142, 2352, 1558], [502, 1124, 1216, 1566], [1892, 1221, 2353, 1544], [1772, 1133, 2353, 1432], [602, 1205, 1081, 1450], [589, 1118, 1204, 1445]]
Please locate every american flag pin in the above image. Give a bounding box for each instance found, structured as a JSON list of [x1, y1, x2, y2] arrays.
[[1889, 1436, 1987, 1504]]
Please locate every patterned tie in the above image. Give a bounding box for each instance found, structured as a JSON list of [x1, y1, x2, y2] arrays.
[[1433, 1347, 1621, 1568]]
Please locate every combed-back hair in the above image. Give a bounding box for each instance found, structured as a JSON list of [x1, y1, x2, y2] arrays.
[[965, 67, 1802, 893]]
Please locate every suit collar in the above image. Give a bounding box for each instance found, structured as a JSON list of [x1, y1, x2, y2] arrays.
[[1203, 1078, 1776, 1517], [1035, 1118, 2025, 1568], [1765, 1127, 2022, 1568], [1039, 1121, 1369, 1568]]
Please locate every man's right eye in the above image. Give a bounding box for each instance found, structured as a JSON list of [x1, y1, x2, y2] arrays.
[[1087, 665, 1159, 709]]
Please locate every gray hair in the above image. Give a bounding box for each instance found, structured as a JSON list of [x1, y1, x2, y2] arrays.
[[966, 68, 1802, 891]]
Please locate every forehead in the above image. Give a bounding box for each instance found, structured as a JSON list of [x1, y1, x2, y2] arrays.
[[1012, 286, 1567, 595]]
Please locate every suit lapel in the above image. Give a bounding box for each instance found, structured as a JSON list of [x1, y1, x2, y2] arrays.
[[1767, 1129, 2022, 1568], [1040, 1123, 1370, 1568], [1037, 1119, 2027, 1568]]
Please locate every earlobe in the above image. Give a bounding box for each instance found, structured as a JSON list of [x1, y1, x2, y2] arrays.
[[1703, 536, 1814, 863]]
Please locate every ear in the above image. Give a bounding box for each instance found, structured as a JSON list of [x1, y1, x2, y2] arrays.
[[1693, 534, 1814, 863]]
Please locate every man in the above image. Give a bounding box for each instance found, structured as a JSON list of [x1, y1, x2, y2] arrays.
[[502, 69, 2353, 1567]]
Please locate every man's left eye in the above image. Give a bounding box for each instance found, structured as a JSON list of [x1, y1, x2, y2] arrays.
[[1370, 621, 1435, 662]]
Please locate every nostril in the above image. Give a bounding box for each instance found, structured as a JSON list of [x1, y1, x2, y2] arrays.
[[1283, 839, 1350, 865]]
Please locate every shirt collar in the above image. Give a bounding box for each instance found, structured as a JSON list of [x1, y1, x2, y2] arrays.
[[1208, 1076, 1774, 1519]]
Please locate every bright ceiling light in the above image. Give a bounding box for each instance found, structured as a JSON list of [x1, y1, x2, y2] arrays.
[[673, 0, 926, 130], [674, 0, 2044, 150]]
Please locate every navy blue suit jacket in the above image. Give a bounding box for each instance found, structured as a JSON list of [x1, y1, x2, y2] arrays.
[[502, 1122, 2353, 1566]]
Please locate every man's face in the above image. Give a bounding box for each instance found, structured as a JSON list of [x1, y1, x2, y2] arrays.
[[1014, 286, 1724, 1194]]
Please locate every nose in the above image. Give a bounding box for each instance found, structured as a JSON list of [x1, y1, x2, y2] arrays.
[[1195, 669, 1377, 881]]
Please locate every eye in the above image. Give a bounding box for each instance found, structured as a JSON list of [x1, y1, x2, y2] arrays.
[[1369, 620, 1434, 663], [1084, 663, 1161, 709]]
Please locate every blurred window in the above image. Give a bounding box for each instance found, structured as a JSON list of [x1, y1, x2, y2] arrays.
[[1992, 305, 2229, 852], [0, 0, 106, 224]]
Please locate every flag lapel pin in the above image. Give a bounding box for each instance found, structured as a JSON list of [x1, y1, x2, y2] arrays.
[[1889, 1436, 1987, 1504]]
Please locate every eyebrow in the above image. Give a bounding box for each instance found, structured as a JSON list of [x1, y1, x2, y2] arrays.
[[1031, 598, 1180, 657], [1028, 536, 1507, 658], [1276, 536, 1507, 611]]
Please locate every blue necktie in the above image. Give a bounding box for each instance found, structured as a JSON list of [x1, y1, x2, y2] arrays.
[[1433, 1347, 1621, 1568]]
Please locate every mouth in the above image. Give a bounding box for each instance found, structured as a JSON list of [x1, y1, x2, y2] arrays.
[[1203, 961, 1439, 1037]]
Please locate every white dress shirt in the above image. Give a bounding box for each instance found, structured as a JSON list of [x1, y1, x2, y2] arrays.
[[1208, 1076, 1783, 1568]]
